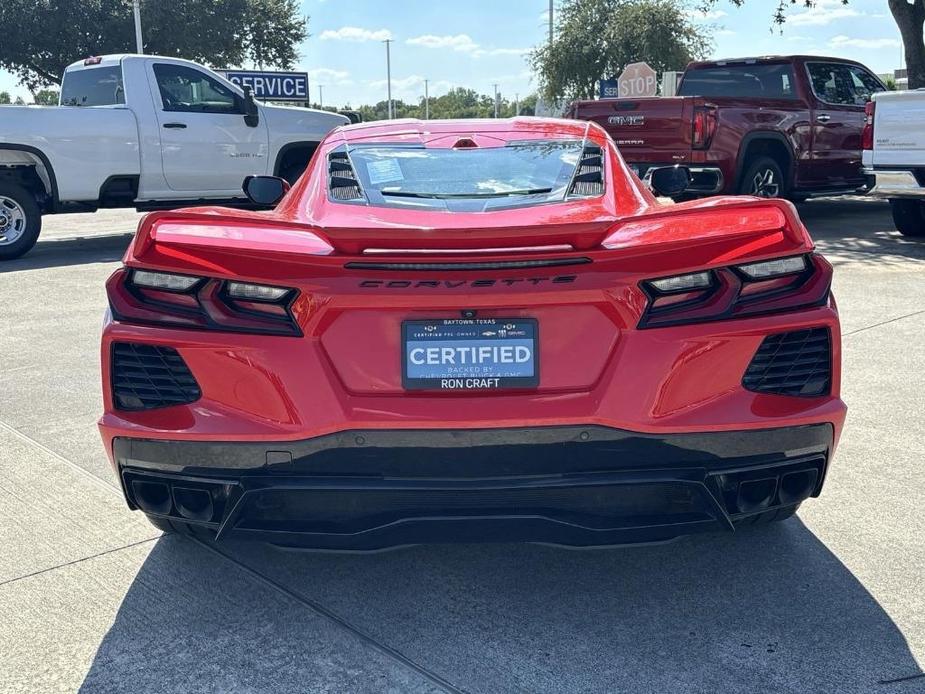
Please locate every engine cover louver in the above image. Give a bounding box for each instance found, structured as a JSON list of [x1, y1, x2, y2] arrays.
[[742, 328, 832, 397], [111, 343, 201, 410], [568, 145, 604, 198], [328, 151, 364, 201]]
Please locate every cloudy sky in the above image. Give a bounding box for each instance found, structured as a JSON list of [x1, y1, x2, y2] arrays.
[[0, 0, 905, 105]]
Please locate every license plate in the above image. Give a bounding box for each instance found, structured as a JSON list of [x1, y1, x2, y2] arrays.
[[402, 318, 538, 390]]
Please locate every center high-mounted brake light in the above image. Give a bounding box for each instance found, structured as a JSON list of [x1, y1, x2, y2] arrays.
[[106, 268, 303, 336], [639, 254, 831, 328]]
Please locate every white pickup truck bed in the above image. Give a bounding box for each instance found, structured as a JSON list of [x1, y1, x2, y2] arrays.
[[862, 89, 925, 237]]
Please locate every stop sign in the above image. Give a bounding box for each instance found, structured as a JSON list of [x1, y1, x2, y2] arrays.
[[617, 62, 657, 98]]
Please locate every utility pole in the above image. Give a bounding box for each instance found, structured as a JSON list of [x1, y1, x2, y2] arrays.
[[132, 0, 144, 53], [424, 79, 429, 120], [318, 84, 324, 110], [493, 83, 499, 118], [548, 0, 554, 45], [383, 39, 394, 119]]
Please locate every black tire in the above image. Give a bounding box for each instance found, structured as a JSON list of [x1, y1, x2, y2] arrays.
[[738, 156, 786, 199], [889, 199, 925, 237], [0, 181, 42, 260], [733, 503, 800, 528]]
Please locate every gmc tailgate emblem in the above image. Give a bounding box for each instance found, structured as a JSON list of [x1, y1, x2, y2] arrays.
[[608, 115, 645, 126]]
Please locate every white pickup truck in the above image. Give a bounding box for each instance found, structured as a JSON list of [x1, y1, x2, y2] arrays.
[[862, 89, 925, 237], [0, 54, 349, 259]]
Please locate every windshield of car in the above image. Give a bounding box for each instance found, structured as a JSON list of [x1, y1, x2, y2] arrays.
[[345, 140, 588, 210]]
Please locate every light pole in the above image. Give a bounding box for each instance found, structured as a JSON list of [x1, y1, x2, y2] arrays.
[[383, 39, 394, 119], [132, 0, 144, 53], [514, 92, 519, 117], [548, 0, 554, 45], [492, 83, 499, 118], [318, 84, 324, 110], [424, 79, 429, 120]]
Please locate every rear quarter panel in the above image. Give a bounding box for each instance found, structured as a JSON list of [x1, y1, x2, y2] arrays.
[[0, 105, 139, 202]]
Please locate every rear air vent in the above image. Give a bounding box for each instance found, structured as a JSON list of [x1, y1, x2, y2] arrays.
[[568, 145, 604, 198], [111, 343, 201, 410], [742, 328, 831, 397], [328, 150, 364, 201]]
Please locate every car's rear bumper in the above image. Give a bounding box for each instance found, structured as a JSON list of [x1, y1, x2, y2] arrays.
[[116, 423, 833, 549], [863, 168, 925, 199]]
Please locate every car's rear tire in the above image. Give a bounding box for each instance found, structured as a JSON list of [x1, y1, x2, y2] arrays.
[[738, 156, 786, 199], [0, 181, 42, 260], [889, 199, 925, 237], [733, 503, 800, 528]]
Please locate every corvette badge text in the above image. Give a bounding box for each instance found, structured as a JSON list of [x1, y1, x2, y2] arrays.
[[359, 275, 577, 289]]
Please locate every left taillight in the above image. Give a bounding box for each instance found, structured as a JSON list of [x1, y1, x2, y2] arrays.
[[106, 268, 302, 336], [638, 253, 832, 328], [861, 100, 875, 151]]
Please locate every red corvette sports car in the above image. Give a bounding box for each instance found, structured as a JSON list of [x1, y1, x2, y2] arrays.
[[99, 117, 845, 549]]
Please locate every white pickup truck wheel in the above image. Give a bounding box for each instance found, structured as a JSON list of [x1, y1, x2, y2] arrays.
[[889, 199, 925, 238], [0, 182, 42, 260]]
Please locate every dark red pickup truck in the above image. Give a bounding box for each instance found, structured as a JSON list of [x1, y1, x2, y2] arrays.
[[565, 55, 885, 199]]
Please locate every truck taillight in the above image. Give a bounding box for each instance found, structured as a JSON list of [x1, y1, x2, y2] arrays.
[[862, 101, 875, 151], [692, 106, 717, 150]]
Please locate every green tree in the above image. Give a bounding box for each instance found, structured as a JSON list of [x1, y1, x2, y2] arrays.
[[0, 91, 10, 104], [32, 89, 59, 105], [702, 1, 925, 89], [532, 0, 711, 102], [0, 0, 307, 91]]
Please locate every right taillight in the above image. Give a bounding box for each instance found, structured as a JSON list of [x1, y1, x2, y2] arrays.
[[638, 253, 832, 328], [862, 100, 875, 150]]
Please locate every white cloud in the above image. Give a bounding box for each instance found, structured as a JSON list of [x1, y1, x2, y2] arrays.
[[787, 1, 862, 27], [474, 47, 531, 57], [406, 33, 480, 52], [829, 35, 901, 50], [307, 68, 353, 86], [369, 75, 426, 91], [319, 26, 393, 42]]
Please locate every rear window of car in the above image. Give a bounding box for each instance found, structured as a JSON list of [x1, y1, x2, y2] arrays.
[[678, 64, 797, 99], [61, 66, 125, 106], [343, 140, 589, 210]]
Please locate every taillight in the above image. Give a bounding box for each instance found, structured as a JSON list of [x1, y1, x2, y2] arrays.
[[639, 253, 831, 328], [106, 268, 302, 336], [692, 105, 717, 150], [861, 101, 875, 150]]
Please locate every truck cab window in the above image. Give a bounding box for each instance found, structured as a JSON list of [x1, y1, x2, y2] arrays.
[[808, 63, 883, 106], [153, 64, 241, 114], [60, 66, 125, 106], [677, 64, 797, 99]]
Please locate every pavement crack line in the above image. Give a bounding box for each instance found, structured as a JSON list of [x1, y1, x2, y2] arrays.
[[1, 417, 468, 694], [0, 537, 159, 588], [844, 309, 925, 337], [197, 538, 469, 694]]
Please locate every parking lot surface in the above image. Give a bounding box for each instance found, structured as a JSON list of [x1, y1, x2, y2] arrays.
[[1, 198, 923, 693]]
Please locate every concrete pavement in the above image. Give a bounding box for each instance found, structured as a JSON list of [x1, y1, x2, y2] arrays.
[[1, 198, 923, 693]]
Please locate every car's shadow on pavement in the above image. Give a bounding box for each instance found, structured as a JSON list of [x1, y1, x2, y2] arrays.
[[79, 518, 922, 694], [0, 233, 132, 272]]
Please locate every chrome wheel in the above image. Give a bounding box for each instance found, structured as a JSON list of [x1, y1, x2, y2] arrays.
[[750, 168, 780, 198], [0, 195, 27, 246]]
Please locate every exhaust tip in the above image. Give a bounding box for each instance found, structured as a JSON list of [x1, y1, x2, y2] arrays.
[[779, 469, 819, 506], [173, 486, 215, 522], [736, 477, 777, 514], [131, 480, 172, 515]]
